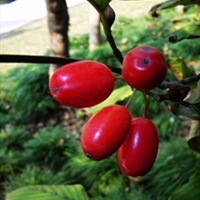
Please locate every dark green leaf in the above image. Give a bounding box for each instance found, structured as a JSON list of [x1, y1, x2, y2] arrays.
[[6, 185, 89, 200], [168, 170, 200, 200], [186, 80, 200, 104], [182, 60, 196, 79], [188, 120, 200, 153], [89, 0, 111, 11], [171, 102, 200, 120]]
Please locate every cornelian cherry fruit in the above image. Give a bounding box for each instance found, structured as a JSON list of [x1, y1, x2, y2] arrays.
[[122, 45, 168, 90], [118, 118, 159, 176], [81, 105, 132, 161], [49, 60, 114, 108]]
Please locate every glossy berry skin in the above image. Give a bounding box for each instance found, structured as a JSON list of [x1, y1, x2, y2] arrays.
[[122, 45, 168, 90], [49, 60, 114, 108], [118, 118, 159, 176], [81, 105, 132, 161]]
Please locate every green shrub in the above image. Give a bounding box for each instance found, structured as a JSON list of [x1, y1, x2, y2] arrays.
[[63, 150, 129, 198], [0, 126, 30, 175], [140, 137, 200, 200], [1, 4, 199, 200], [3, 165, 68, 194], [23, 126, 79, 171], [0, 64, 57, 126]]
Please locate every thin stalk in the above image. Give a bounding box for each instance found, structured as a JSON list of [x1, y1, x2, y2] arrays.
[[141, 90, 148, 118], [125, 88, 136, 109], [114, 76, 123, 80], [87, 0, 123, 64], [0, 54, 122, 74]]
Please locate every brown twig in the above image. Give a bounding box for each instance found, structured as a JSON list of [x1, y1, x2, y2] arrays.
[[0, 54, 122, 74], [159, 74, 200, 89]]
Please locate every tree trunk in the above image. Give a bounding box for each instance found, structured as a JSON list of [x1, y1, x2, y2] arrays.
[[45, 0, 70, 77], [89, 5, 100, 51]]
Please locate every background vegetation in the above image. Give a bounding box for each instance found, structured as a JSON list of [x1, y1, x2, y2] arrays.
[[0, 1, 200, 200]]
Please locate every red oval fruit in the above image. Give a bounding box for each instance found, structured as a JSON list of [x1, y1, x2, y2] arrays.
[[122, 45, 168, 90], [118, 118, 159, 176], [49, 60, 114, 108], [81, 105, 132, 161]]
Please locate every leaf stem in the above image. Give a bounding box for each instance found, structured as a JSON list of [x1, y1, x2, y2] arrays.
[[125, 88, 136, 109], [142, 91, 148, 118], [87, 0, 123, 64], [114, 76, 123, 80]]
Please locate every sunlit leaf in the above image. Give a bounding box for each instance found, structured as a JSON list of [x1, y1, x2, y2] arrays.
[[6, 185, 89, 200], [169, 59, 184, 79], [188, 120, 200, 154], [168, 170, 200, 200], [88, 0, 111, 11], [89, 85, 132, 114], [169, 59, 196, 80]]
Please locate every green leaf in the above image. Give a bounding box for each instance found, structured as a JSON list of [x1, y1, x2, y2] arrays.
[[188, 120, 200, 154], [171, 102, 200, 120], [169, 59, 197, 80], [6, 185, 89, 200], [168, 170, 200, 200], [186, 80, 200, 104], [89, 85, 132, 114], [150, 0, 200, 16], [89, 0, 111, 11], [182, 60, 196, 79], [168, 59, 185, 79], [175, 81, 200, 119]]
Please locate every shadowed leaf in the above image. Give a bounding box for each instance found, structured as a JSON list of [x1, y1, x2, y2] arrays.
[[171, 81, 200, 119], [171, 102, 200, 120], [188, 120, 200, 153], [168, 170, 200, 200]]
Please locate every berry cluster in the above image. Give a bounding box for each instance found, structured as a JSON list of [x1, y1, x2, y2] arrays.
[[49, 45, 168, 176]]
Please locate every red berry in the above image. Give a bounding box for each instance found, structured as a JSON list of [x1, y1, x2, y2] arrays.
[[118, 118, 159, 176], [81, 105, 132, 161], [49, 60, 114, 108], [122, 45, 168, 90]]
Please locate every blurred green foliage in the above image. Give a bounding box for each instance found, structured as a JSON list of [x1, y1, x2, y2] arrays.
[[140, 137, 200, 200], [0, 3, 200, 200], [23, 126, 79, 171], [0, 64, 57, 128], [69, 5, 200, 75]]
